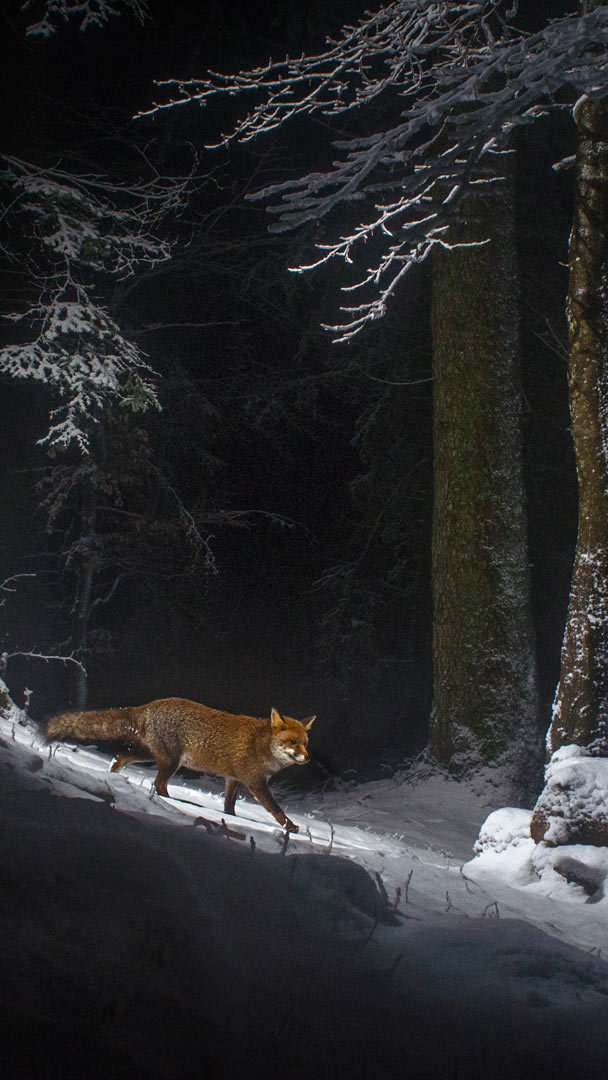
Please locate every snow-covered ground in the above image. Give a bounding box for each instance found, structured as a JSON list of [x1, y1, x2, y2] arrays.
[[1, 686, 607, 1079]]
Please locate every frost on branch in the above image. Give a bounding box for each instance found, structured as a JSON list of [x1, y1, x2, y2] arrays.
[[147, 0, 608, 338], [22, 0, 148, 38], [0, 156, 182, 450]]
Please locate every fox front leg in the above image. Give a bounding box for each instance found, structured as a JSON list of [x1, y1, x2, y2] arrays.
[[248, 779, 299, 833]]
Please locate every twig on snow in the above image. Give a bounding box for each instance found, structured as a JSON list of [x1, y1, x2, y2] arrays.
[[405, 868, 414, 903]]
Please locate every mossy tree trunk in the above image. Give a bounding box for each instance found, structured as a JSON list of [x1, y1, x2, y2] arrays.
[[429, 158, 542, 798], [546, 25, 608, 755]]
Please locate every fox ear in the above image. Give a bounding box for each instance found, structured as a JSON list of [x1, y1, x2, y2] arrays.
[[303, 715, 316, 730], [270, 707, 285, 728]]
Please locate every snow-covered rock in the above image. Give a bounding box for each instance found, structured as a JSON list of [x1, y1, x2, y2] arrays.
[[530, 746, 608, 847]]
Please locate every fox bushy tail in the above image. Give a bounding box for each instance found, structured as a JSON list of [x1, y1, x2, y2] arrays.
[[46, 707, 137, 743]]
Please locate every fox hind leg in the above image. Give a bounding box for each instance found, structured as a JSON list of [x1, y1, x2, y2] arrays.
[[110, 749, 151, 773], [224, 778, 244, 817], [153, 755, 180, 798]]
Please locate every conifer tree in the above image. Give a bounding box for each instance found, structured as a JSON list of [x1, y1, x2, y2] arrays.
[[544, 0, 608, 757]]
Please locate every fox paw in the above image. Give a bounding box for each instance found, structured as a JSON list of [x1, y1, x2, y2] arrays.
[[284, 819, 299, 834]]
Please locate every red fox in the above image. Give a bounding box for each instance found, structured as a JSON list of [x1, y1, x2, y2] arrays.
[[47, 699, 315, 832]]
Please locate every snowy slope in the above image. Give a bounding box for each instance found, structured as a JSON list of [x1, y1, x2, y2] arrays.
[[1, 689, 608, 1080]]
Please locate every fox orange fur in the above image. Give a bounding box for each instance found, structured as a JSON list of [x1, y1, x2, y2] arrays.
[[47, 699, 315, 832]]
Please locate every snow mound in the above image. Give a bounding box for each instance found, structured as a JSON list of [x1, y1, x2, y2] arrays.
[[475, 807, 532, 854]]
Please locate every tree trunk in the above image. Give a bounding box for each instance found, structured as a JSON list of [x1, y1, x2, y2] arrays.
[[70, 464, 98, 710], [429, 158, 542, 799], [545, 75, 608, 755]]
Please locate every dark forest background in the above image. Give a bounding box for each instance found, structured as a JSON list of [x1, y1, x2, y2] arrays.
[[0, 0, 578, 775]]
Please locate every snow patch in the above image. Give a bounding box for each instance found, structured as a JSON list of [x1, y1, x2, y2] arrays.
[[3, 682, 608, 1078]]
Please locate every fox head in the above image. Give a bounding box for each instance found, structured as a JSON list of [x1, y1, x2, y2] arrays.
[[269, 707, 316, 768]]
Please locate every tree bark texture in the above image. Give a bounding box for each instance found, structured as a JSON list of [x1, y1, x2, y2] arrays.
[[429, 161, 541, 797], [547, 81, 608, 755]]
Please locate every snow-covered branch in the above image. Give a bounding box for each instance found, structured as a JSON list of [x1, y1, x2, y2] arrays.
[[146, 1, 514, 134], [2, 285, 158, 452], [22, 0, 148, 38], [0, 156, 189, 448], [2, 156, 179, 275], [146, 0, 608, 338]]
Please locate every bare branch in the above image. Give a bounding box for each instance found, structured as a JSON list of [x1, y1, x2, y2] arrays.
[[1, 574, 37, 593], [87, 573, 124, 615], [3, 649, 87, 672]]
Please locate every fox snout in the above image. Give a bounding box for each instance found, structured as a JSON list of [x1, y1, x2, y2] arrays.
[[277, 743, 309, 767]]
